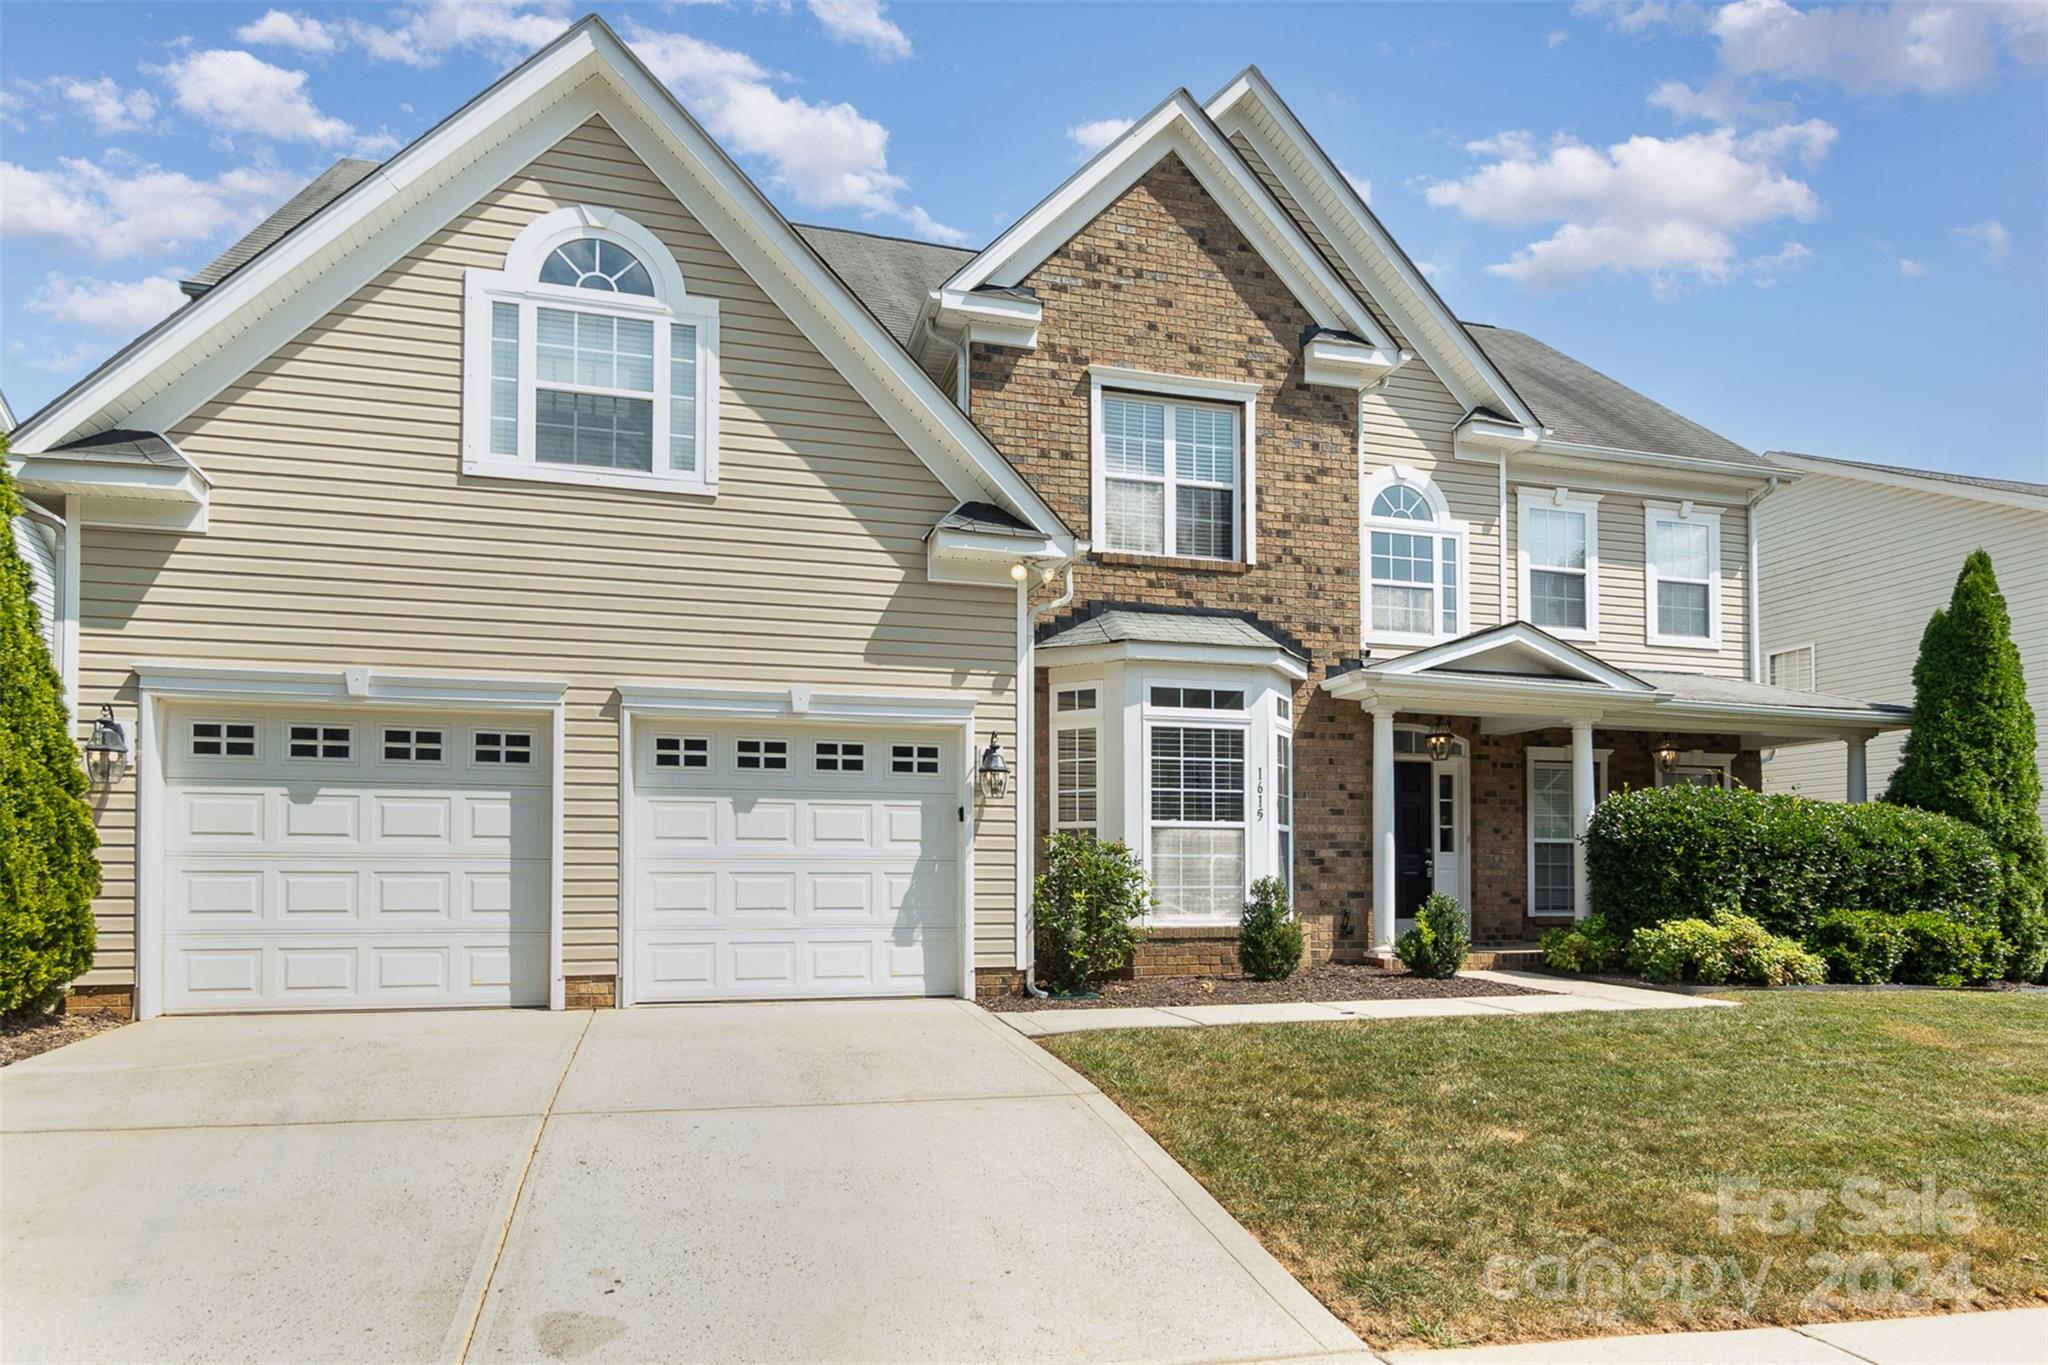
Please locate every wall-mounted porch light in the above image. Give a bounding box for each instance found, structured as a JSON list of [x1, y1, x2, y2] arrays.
[[84, 704, 129, 788], [1425, 719, 1456, 762], [976, 735, 1011, 800], [1654, 739, 1681, 773]]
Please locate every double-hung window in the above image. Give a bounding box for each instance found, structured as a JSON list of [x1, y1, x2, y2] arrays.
[[1149, 725, 1247, 920], [465, 206, 718, 494], [1527, 748, 1608, 918], [1363, 471, 1466, 643], [1519, 489, 1600, 638], [1645, 505, 1722, 646], [1052, 685, 1100, 837], [1090, 368, 1258, 562], [1274, 727, 1294, 899]]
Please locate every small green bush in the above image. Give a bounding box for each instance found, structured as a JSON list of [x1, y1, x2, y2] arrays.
[[1032, 832, 1150, 994], [1808, 910, 1908, 984], [1238, 876, 1304, 981], [1893, 912, 2008, 988], [1585, 784, 2003, 940], [1540, 913, 1628, 974], [1630, 909, 1825, 987], [1394, 892, 1470, 979]]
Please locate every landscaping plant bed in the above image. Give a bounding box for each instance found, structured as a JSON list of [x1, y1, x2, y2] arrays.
[[987, 961, 1546, 1011], [2, 1009, 127, 1067]]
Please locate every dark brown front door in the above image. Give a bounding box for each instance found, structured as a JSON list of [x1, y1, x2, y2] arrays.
[[1394, 761, 1433, 920]]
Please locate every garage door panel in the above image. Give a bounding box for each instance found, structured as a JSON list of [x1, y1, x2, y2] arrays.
[[730, 873, 798, 916], [807, 803, 873, 846], [646, 800, 718, 847], [284, 795, 358, 841], [732, 801, 799, 847], [632, 926, 959, 1000], [165, 933, 548, 1012], [280, 871, 357, 917], [181, 791, 267, 842]]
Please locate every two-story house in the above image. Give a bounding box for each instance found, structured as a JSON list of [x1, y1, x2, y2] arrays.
[[5, 17, 1906, 1018]]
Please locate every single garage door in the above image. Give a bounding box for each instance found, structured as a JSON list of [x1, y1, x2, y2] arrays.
[[160, 706, 550, 1012], [629, 721, 962, 1002]]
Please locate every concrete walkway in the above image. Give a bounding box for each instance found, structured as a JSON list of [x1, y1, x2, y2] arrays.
[[0, 1000, 1368, 1364], [1000, 969, 1731, 1036], [1376, 1308, 2047, 1365]]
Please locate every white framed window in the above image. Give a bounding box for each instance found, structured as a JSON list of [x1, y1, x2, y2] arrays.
[[288, 723, 352, 761], [1149, 724, 1248, 921], [1526, 746, 1609, 919], [1644, 504, 1723, 647], [189, 720, 256, 759], [382, 727, 445, 763], [1055, 685, 1097, 713], [1768, 643, 1817, 692], [474, 730, 533, 765], [1274, 728, 1294, 899], [814, 741, 865, 773], [653, 736, 708, 770], [1656, 751, 1735, 789], [1088, 367, 1259, 563], [736, 738, 788, 771], [1052, 683, 1100, 835], [463, 205, 719, 496], [1518, 488, 1601, 640], [1363, 467, 1469, 645]]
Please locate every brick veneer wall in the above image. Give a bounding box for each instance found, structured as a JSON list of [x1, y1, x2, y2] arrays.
[[977, 155, 1368, 971]]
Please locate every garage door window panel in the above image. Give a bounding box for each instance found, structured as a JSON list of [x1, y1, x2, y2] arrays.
[[288, 725, 353, 761], [891, 743, 941, 775], [474, 731, 533, 765], [814, 741, 866, 773], [654, 735, 709, 770], [190, 720, 258, 759], [382, 728, 445, 763]]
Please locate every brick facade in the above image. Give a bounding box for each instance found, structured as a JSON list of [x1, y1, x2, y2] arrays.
[[563, 974, 616, 1009]]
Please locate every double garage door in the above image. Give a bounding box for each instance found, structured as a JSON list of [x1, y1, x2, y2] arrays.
[[157, 707, 962, 1012]]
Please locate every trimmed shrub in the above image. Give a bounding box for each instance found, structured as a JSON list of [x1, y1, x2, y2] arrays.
[[1238, 876, 1305, 981], [1032, 832, 1150, 994], [1630, 909, 1825, 988], [1894, 912, 2008, 988], [1885, 549, 2047, 982], [1586, 784, 2002, 941], [1541, 913, 1629, 974], [1808, 910, 1908, 985], [1394, 892, 1470, 979], [2, 456, 102, 1015]]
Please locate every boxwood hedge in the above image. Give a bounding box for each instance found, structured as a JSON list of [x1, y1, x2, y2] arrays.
[[1585, 784, 2002, 940]]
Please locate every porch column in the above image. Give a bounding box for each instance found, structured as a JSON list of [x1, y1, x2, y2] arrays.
[[1845, 735, 1869, 803], [1372, 708, 1396, 951], [1571, 719, 1595, 920]]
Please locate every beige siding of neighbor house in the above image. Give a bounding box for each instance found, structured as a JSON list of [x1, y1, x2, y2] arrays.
[[72, 115, 1021, 989], [1762, 472, 2048, 825]]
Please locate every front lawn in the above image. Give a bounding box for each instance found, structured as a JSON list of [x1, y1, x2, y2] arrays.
[[1045, 991, 2048, 1349]]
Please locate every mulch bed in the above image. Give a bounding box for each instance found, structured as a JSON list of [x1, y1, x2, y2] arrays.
[[986, 961, 1548, 1012], [1, 1009, 129, 1067]]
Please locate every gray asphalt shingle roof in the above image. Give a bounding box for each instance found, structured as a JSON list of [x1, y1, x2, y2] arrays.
[[46, 430, 193, 468], [182, 158, 382, 297], [1767, 450, 2047, 499], [1633, 668, 1908, 717], [795, 224, 973, 346], [935, 501, 1042, 537], [1039, 607, 1305, 658]]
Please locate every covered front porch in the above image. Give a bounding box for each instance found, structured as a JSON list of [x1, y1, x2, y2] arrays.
[[1322, 624, 1912, 952]]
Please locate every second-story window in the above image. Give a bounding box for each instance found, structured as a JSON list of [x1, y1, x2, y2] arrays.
[[464, 206, 719, 494], [1518, 489, 1601, 639], [1099, 393, 1241, 560], [1645, 505, 1723, 646], [1363, 469, 1467, 644]]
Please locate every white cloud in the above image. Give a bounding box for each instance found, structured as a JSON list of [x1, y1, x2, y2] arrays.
[[1412, 258, 1448, 281], [1747, 240, 1812, 287], [1710, 0, 2046, 96], [1954, 219, 2009, 262], [8, 336, 106, 373], [1342, 170, 1373, 204], [0, 155, 300, 259], [27, 271, 188, 332], [235, 10, 342, 55], [346, 1, 571, 68], [1898, 258, 1927, 277], [806, 0, 911, 60], [1646, 76, 1786, 124], [1425, 122, 1833, 291], [1548, 30, 1571, 48], [623, 23, 965, 243], [158, 48, 354, 144], [0, 88, 25, 132], [1065, 117, 1134, 159], [59, 77, 159, 134], [1571, 0, 1685, 34]]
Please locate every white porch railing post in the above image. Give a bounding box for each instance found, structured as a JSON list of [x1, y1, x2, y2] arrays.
[[1571, 719, 1595, 921], [1845, 735, 1869, 804], [1372, 708, 1396, 951]]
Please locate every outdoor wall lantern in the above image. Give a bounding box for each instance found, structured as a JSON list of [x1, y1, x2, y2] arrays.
[[1425, 720, 1456, 762], [1654, 739, 1681, 773], [976, 735, 1011, 800], [84, 704, 129, 788]]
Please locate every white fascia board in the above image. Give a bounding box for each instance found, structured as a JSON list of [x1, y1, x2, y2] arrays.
[[932, 288, 1042, 350], [941, 91, 1394, 353], [1037, 639, 1310, 681], [1369, 622, 1654, 693], [1520, 437, 1785, 488], [926, 528, 1063, 586], [1453, 412, 1542, 463], [1617, 699, 1911, 737], [1321, 668, 1649, 716], [134, 663, 569, 708], [1764, 451, 2047, 512], [1302, 334, 1409, 391], [1205, 68, 1540, 431], [10, 457, 209, 503], [616, 683, 979, 725]]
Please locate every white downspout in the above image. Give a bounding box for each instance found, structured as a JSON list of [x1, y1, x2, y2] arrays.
[[1497, 456, 1510, 626], [1746, 474, 1781, 683], [1017, 560, 1076, 999]]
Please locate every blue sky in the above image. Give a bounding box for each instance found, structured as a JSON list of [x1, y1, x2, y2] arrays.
[[2, 1, 2043, 481]]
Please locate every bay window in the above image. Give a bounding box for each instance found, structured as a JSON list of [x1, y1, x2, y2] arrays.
[[1518, 489, 1601, 638], [464, 205, 718, 494], [1052, 684, 1100, 836], [1149, 724, 1247, 920], [1363, 469, 1467, 644], [1645, 505, 1723, 646]]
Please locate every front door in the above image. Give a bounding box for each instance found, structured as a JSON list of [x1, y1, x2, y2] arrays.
[[1393, 760, 1433, 934]]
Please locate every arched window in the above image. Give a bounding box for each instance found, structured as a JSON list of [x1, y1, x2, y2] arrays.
[[1363, 467, 1467, 644], [463, 205, 719, 494]]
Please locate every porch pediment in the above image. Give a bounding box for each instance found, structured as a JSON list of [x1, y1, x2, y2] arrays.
[[1337, 623, 1658, 701]]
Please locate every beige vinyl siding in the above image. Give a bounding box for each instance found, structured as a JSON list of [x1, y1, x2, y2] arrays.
[[73, 116, 1021, 988], [1761, 473, 2047, 824]]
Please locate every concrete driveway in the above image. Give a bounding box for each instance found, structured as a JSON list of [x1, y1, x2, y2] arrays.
[[1, 1001, 1366, 1364]]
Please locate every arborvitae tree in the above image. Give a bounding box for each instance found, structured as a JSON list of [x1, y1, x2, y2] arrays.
[[0, 447, 101, 1013], [1886, 549, 2046, 979]]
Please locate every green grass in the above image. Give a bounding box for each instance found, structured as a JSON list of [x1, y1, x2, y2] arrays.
[[1044, 992, 2048, 1348]]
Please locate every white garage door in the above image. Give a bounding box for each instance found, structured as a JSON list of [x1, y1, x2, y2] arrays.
[[160, 707, 550, 1012], [629, 722, 962, 1002]]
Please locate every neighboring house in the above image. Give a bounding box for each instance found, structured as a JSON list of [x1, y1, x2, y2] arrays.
[[1760, 451, 2048, 827], [3, 18, 1904, 1020]]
